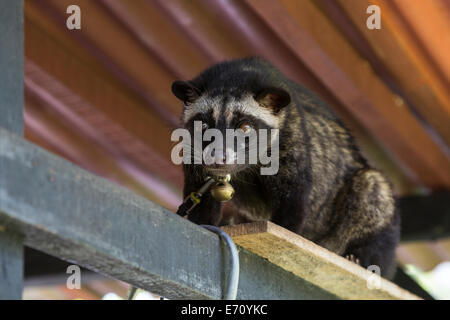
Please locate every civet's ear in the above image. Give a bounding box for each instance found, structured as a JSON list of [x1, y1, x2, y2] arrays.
[[255, 87, 291, 113], [171, 81, 201, 105]]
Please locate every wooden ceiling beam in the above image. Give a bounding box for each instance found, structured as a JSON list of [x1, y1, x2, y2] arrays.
[[244, 0, 450, 188], [152, 0, 251, 63], [98, 0, 209, 80], [201, 0, 341, 105], [30, 0, 180, 126], [45, 0, 182, 120], [322, 0, 450, 147], [25, 18, 174, 162], [390, 0, 450, 88]]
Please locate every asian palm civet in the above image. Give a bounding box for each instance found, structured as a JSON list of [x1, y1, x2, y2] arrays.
[[171, 57, 400, 279]]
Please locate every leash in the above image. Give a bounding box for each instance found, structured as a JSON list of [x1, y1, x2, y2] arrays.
[[177, 174, 239, 299], [201, 225, 239, 300], [128, 174, 240, 300], [176, 174, 234, 217]]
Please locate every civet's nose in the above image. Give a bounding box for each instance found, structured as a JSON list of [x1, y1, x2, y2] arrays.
[[211, 149, 226, 164], [210, 148, 236, 165]]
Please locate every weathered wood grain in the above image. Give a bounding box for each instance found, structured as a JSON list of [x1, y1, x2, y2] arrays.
[[223, 221, 420, 300]]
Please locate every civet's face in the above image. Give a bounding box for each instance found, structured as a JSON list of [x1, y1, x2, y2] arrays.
[[172, 81, 290, 175]]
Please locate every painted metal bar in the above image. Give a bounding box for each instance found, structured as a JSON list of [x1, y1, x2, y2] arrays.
[[0, 129, 337, 299], [0, 0, 24, 300], [0, 231, 23, 299], [0, 0, 24, 135]]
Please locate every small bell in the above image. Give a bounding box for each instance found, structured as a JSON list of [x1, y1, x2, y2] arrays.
[[210, 176, 234, 202]]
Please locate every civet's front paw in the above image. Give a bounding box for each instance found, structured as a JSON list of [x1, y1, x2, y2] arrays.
[[345, 254, 361, 265]]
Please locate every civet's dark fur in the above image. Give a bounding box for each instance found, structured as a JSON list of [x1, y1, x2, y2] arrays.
[[172, 57, 400, 279]]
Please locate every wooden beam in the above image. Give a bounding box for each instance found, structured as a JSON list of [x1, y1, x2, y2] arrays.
[[244, 0, 450, 188], [223, 221, 420, 300], [153, 0, 247, 63], [391, 0, 450, 88], [31, 0, 180, 126], [201, 0, 350, 111], [0, 129, 339, 299], [98, 0, 209, 80]]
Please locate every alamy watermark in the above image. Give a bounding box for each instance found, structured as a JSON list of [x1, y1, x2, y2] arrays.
[[366, 5, 381, 30], [66, 265, 81, 290], [66, 5, 81, 30], [171, 121, 280, 175], [366, 265, 382, 290]]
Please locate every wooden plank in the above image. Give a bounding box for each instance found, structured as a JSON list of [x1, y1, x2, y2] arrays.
[[0, 129, 338, 299], [223, 221, 420, 300], [245, 0, 450, 188]]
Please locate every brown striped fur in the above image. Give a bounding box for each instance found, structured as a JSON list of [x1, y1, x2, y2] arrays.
[[172, 57, 400, 279]]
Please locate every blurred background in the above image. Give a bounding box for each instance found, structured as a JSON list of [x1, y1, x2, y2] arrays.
[[22, 0, 450, 299]]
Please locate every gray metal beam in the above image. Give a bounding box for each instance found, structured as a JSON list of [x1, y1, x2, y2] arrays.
[[0, 0, 24, 135], [0, 0, 24, 300], [0, 129, 337, 299], [0, 231, 23, 299]]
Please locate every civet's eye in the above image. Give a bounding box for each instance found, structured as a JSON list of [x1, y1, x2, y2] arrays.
[[239, 122, 253, 133], [202, 122, 209, 131]]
